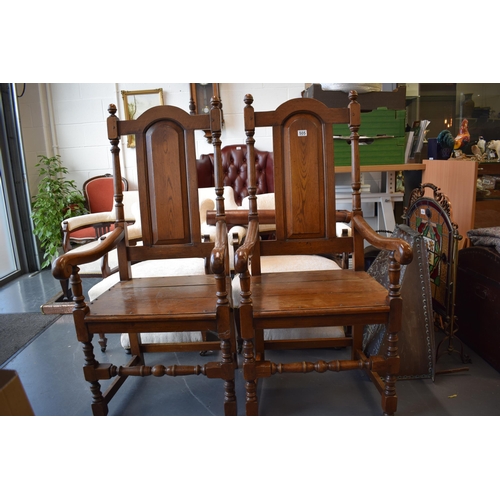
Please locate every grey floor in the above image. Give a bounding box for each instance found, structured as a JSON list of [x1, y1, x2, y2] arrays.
[[1, 269, 500, 417]]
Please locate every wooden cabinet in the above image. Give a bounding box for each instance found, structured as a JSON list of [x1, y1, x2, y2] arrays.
[[422, 160, 477, 247], [422, 160, 500, 247], [475, 162, 500, 229], [456, 246, 500, 373]]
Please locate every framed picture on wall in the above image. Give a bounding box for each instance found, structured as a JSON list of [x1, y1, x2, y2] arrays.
[[121, 88, 164, 147]]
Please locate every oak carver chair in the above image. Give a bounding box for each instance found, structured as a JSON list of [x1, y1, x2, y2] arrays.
[[235, 92, 413, 416], [52, 98, 237, 416]]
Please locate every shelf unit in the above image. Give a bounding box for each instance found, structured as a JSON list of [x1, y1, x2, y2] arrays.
[[335, 163, 425, 232]]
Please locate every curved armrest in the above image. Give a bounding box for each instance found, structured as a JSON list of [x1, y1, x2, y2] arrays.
[[52, 227, 125, 280], [62, 210, 117, 252], [234, 219, 260, 274], [62, 210, 115, 232], [210, 220, 228, 275], [352, 215, 413, 265]]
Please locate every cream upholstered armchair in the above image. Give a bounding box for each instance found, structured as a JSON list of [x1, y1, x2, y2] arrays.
[[63, 174, 128, 248], [59, 190, 140, 300], [62, 189, 138, 253]]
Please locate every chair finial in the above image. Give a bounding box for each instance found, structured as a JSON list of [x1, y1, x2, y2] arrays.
[[108, 104, 117, 116], [348, 90, 358, 103], [211, 96, 221, 109], [244, 94, 254, 106]]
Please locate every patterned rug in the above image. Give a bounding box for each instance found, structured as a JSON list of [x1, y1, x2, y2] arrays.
[[0, 313, 60, 367]]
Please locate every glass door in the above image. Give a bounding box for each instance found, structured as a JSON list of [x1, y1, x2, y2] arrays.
[[0, 83, 39, 286], [0, 155, 20, 280]]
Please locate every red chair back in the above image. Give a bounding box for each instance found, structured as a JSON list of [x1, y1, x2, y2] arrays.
[[83, 174, 128, 213]]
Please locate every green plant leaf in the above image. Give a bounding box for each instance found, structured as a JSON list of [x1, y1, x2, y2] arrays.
[[31, 155, 88, 268]]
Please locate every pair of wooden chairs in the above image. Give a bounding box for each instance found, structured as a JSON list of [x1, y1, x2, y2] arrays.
[[52, 92, 412, 416]]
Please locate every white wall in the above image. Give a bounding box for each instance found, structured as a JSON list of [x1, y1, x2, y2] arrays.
[[17, 83, 305, 195]]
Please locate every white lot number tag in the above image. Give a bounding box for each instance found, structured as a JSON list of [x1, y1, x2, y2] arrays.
[[298, 130, 307, 137]]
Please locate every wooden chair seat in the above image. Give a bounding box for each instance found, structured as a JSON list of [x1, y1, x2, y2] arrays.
[[232, 254, 345, 345], [248, 270, 389, 323], [88, 257, 208, 350], [88, 275, 230, 326]]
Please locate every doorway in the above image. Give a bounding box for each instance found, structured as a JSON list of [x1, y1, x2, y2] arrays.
[[0, 83, 39, 286], [0, 158, 19, 280]]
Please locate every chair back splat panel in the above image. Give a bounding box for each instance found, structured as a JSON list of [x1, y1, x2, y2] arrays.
[[109, 105, 213, 264], [235, 92, 413, 415], [53, 98, 237, 416]]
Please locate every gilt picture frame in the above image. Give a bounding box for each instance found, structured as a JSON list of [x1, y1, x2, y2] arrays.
[[121, 88, 164, 147]]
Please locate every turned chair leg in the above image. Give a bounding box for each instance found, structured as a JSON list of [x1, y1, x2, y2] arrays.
[[245, 381, 259, 416], [224, 380, 237, 416], [242, 338, 259, 416], [60, 278, 72, 301], [382, 329, 399, 416], [98, 334, 107, 352], [82, 340, 108, 415]]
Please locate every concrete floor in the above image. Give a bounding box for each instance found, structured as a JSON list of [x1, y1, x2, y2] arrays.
[[2, 269, 500, 417]]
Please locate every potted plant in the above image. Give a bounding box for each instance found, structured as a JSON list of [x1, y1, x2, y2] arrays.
[[31, 155, 87, 268]]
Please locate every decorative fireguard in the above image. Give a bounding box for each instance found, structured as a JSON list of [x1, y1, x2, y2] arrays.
[[364, 224, 435, 380], [403, 183, 471, 373]]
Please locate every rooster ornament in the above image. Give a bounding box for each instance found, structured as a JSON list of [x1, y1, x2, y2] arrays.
[[436, 129, 455, 159], [454, 118, 470, 151], [437, 119, 470, 158]]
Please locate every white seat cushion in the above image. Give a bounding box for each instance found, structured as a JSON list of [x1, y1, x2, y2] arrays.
[[264, 327, 344, 340], [121, 331, 203, 348], [240, 193, 352, 237], [241, 193, 276, 233]]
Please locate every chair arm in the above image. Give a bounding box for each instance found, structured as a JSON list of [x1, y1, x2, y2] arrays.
[[352, 215, 413, 265], [52, 226, 125, 280], [62, 210, 115, 232], [210, 220, 228, 275], [234, 219, 260, 274], [61, 210, 117, 252], [336, 210, 352, 223]]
